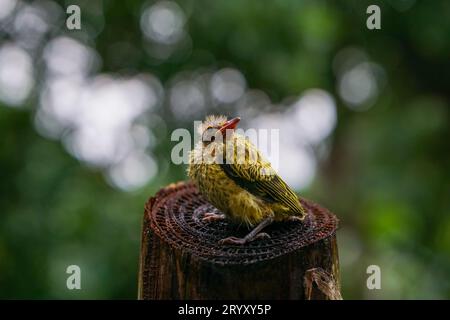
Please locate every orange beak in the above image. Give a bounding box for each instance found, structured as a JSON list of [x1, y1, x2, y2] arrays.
[[219, 117, 240, 136]]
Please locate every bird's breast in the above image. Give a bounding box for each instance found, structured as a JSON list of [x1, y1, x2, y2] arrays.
[[189, 163, 238, 211]]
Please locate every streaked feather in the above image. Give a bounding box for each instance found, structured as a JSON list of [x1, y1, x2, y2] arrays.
[[220, 136, 305, 217]]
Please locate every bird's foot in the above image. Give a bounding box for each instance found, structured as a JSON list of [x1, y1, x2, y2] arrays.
[[287, 216, 304, 222], [202, 212, 226, 223], [218, 232, 270, 245]]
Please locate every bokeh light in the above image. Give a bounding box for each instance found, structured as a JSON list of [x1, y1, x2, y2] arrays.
[[338, 62, 379, 110], [140, 1, 186, 45], [211, 68, 247, 104], [291, 89, 337, 145], [0, 0, 17, 21], [334, 47, 385, 111], [249, 111, 319, 191], [43, 36, 99, 77], [107, 150, 158, 191], [169, 75, 206, 120], [0, 43, 34, 106]]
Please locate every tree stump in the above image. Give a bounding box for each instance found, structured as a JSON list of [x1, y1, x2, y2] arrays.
[[138, 181, 341, 300]]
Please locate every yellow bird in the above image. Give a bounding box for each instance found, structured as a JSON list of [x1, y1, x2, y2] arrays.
[[188, 115, 306, 245]]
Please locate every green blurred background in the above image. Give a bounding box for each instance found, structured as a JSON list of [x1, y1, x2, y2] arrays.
[[0, 0, 449, 299]]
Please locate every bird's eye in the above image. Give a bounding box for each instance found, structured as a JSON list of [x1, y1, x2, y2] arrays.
[[202, 128, 217, 144]]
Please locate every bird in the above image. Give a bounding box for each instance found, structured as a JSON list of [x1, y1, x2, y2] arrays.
[[188, 115, 307, 245]]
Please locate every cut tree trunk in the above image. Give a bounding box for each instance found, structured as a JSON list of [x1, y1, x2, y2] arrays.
[[138, 181, 341, 300]]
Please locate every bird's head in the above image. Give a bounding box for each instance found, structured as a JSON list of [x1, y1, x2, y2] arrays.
[[198, 115, 240, 146]]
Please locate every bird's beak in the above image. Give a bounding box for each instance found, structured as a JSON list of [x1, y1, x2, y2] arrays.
[[219, 117, 240, 136]]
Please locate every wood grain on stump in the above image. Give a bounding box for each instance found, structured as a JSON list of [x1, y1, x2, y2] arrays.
[[138, 181, 341, 300]]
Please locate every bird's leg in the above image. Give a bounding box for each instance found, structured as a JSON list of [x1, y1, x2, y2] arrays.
[[219, 215, 274, 245], [202, 212, 226, 223]]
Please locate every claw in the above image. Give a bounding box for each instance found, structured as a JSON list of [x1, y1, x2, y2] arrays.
[[202, 212, 225, 223], [288, 216, 303, 222], [218, 232, 270, 245], [218, 236, 246, 245], [254, 232, 270, 240]]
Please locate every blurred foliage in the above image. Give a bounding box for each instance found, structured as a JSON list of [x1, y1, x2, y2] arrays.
[[0, 0, 449, 299]]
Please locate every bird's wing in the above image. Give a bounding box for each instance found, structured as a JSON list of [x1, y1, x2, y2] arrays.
[[220, 140, 305, 216]]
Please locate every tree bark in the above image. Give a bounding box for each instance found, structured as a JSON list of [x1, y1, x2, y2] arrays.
[[138, 181, 341, 300]]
